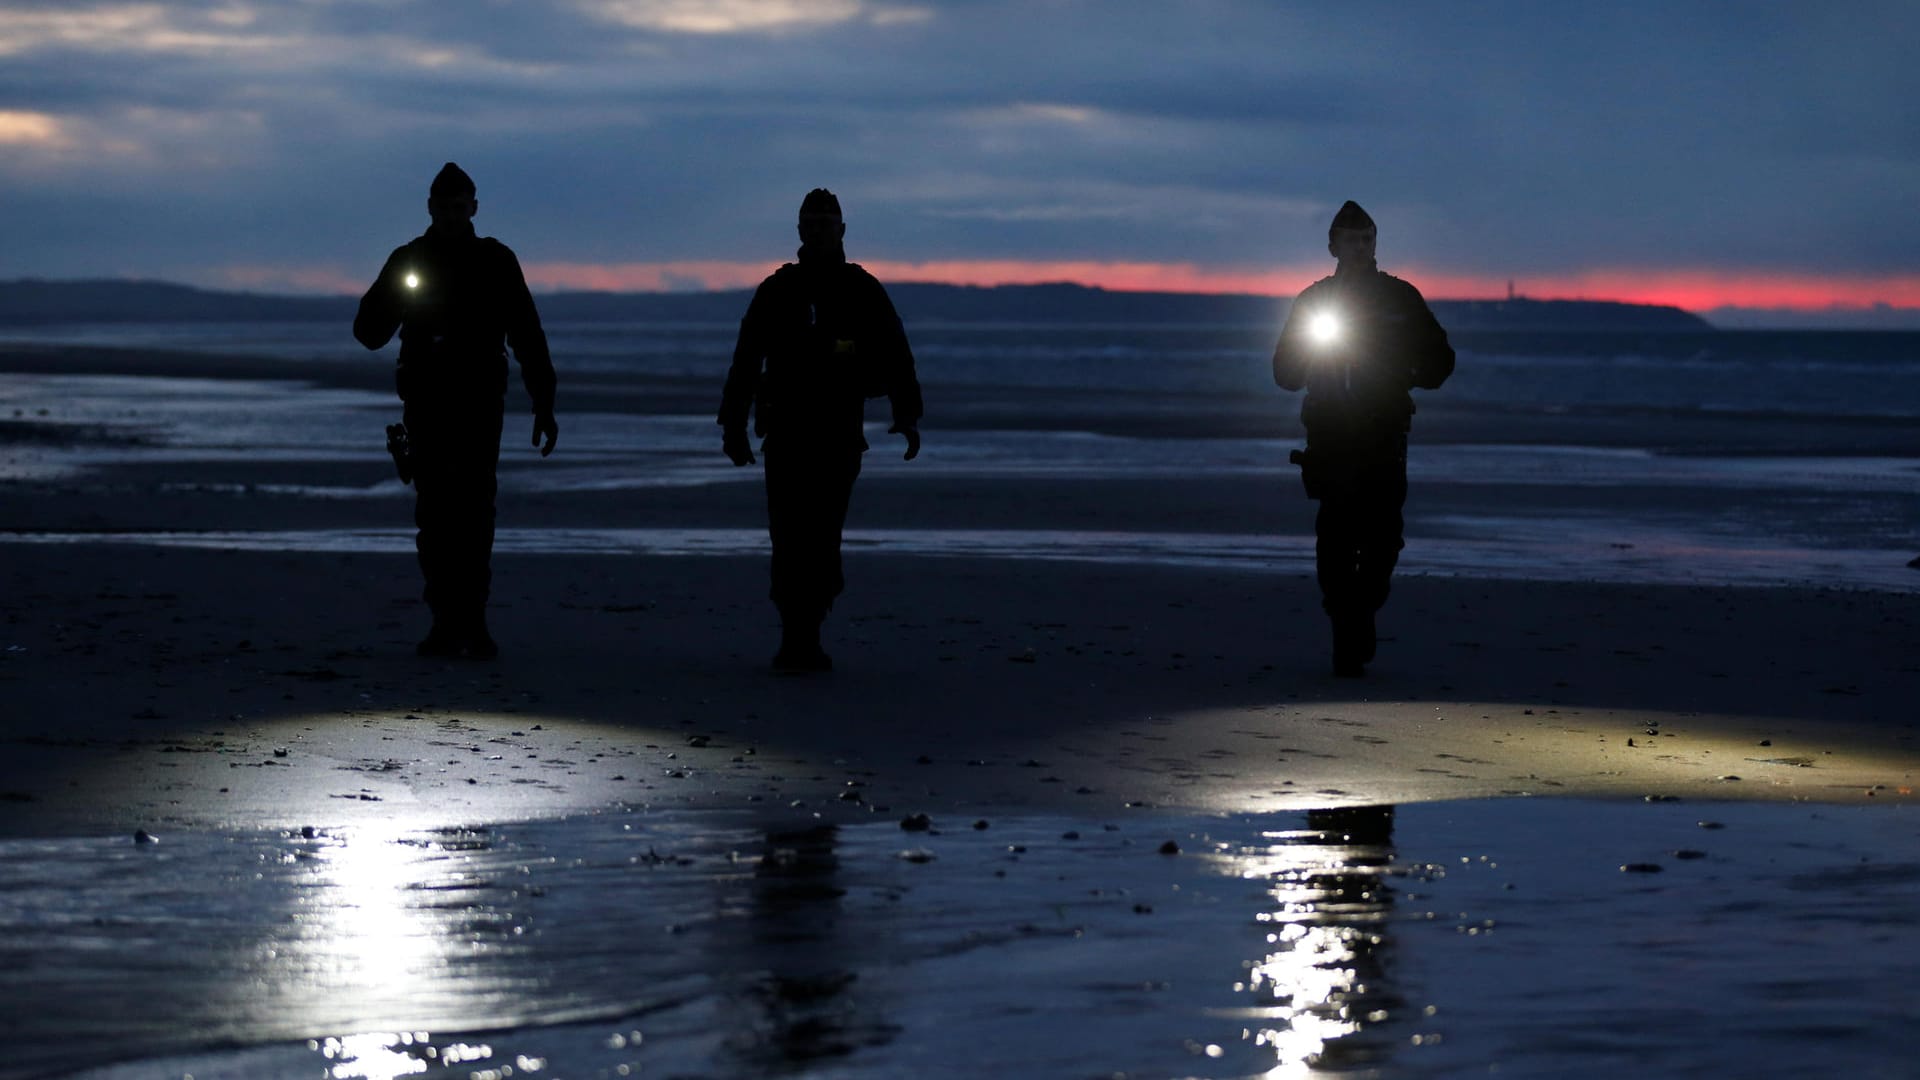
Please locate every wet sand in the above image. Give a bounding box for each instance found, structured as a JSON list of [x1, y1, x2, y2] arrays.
[[12, 801, 1918, 1079], [2, 505, 1916, 838], [3, 342, 1919, 1076], [1, 342, 1916, 832]]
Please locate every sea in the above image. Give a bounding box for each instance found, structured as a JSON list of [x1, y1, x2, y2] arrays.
[[1, 319, 1916, 592]]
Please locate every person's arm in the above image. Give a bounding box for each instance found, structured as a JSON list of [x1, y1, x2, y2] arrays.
[[867, 278, 923, 459], [500, 246, 559, 456], [352, 248, 406, 350], [1400, 282, 1455, 390], [718, 280, 772, 464], [1271, 288, 1316, 392]]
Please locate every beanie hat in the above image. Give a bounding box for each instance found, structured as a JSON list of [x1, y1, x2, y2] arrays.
[[799, 187, 842, 218], [430, 162, 476, 199]]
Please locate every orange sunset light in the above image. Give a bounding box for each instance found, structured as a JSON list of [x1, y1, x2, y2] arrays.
[[517, 260, 1920, 312]]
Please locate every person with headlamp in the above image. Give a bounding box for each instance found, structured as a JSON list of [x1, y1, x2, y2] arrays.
[[354, 162, 559, 660], [1272, 200, 1453, 677]]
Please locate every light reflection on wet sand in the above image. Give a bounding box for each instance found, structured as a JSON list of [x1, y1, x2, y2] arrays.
[[6, 799, 1915, 1078]]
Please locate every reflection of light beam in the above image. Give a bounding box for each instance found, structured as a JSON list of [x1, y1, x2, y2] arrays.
[[316, 1031, 438, 1080], [1219, 826, 1393, 1077], [302, 823, 471, 1079], [316, 822, 439, 987]]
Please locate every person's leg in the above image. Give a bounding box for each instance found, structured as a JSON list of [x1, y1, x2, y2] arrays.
[[446, 402, 504, 656], [765, 444, 861, 670], [404, 403, 462, 654], [1315, 497, 1362, 618], [764, 445, 825, 667], [1316, 497, 1370, 676], [1350, 442, 1409, 667], [407, 399, 503, 658]]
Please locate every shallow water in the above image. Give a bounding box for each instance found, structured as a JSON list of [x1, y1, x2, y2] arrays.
[[4, 368, 1917, 592], [4, 799, 1915, 1079]]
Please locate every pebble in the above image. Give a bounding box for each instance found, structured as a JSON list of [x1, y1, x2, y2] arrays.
[[1158, 840, 1180, 855], [133, 829, 158, 845], [900, 813, 932, 832], [1620, 863, 1663, 873]]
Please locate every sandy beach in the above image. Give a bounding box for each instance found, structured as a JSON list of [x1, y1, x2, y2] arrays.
[[2, 340, 1917, 1077], [2, 343, 1917, 837], [2, 541, 1917, 839]]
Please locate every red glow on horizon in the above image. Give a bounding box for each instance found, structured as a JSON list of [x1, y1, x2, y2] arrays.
[[226, 259, 1920, 313], [517, 260, 1920, 313]]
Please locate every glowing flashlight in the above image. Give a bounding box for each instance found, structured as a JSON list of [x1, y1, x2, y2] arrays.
[[1308, 310, 1341, 345], [403, 272, 420, 290]]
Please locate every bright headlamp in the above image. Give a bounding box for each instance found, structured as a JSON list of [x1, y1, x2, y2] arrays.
[[403, 272, 420, 290], [1308, 310, 1341, 345]]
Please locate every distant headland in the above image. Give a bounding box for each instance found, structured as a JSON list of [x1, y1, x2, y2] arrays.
[[0, 278, 1713, 332]]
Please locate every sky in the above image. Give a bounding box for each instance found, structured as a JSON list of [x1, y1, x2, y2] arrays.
[[1, 1, 1917, 324]]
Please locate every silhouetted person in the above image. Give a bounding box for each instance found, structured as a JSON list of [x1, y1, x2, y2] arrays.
[[719, 188, 923, 673], [1273, 201, 1453, 676], [353, 162, 559, 659]]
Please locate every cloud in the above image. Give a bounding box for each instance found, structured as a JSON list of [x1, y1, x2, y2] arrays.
[[0, 0, 1916, 312], [0, 3, 293, 57], [0, 109, 65, 145], [574, 0, 928, 35]]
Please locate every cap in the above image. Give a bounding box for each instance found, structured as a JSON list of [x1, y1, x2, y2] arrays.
[[1329, 200, 1375, 234]]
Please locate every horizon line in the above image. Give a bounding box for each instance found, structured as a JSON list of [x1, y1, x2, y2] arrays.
[[18, 262, 1920, 316], [223, 260, 1920, 315]]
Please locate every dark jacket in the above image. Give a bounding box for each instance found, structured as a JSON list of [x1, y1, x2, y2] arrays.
[[354, 224, 556, 413], [718, 252, 923, 450], [1272, 267, 1453, 443]]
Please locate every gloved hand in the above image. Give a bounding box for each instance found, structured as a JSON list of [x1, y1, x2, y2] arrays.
[[532, 410, 559, 457], [889, 423, 921, 461], [723, 427, 756, 466]]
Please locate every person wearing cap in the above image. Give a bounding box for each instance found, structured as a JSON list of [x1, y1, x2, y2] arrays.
[[1272, 200, 1454, 676], [719, 188, 923, 673], [353, 162, 559, 660]]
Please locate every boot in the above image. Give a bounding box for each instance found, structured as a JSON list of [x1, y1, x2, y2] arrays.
[[1331, 609, 1373, 678], [772, 611, 831, 674], [463, 616, 499, 661], [417, 618, 462, 658]]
